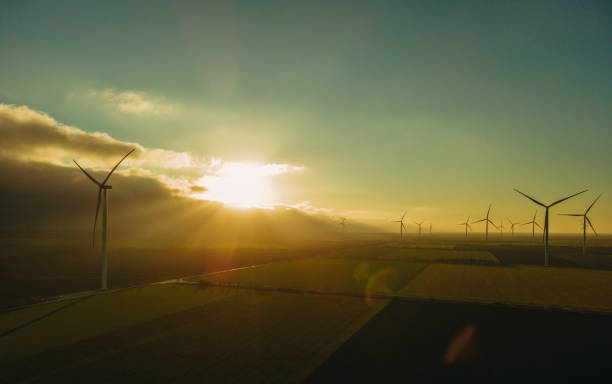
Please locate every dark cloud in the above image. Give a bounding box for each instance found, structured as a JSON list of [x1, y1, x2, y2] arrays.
[[0, 156, 360, 245], [189, 185, 207, 193], [0, 104, 145, 163], [0, 103, 376, 244]]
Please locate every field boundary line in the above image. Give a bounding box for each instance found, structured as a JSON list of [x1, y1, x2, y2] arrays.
[[194, 280, 612, 316]]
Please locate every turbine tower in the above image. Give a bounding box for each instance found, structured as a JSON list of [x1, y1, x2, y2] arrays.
[[522, 210, 542, 240], [559, 194, 601, 256], [499, 220, 505, 236], [513, 188, 587, 266], [415, 221, 425, 236], [338, 217, 347, 233], [429, 222, 432, 235], [74, 149, 135, 290], [471, 204, 497, 240], [507, 218, 521, 236], [457, 216, 472, 238], [392, 212, 408, 241]]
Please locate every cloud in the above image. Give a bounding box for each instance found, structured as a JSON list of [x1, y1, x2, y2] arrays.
[[91, 89, 174, 115], [0, 103, 386, 241], [0, 104, 144, 164], [0, 103, 305, 204], [283, 201, 334, 215], [260, 163, 305, 175]]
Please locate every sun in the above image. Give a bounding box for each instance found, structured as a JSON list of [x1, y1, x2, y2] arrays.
[[195, 162, 273, 208]]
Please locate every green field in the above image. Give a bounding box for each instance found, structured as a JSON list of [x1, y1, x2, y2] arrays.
[[194, 258, 428, 297], [379, 248, 499, 263], [0, 285, 239, 363], [2, 242, 612, 381], [322, 244, 496, 264], [398, 264, 612, 313], [0, 285, 387, 382]]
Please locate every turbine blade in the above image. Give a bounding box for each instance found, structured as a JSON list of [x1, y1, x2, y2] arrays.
[[549, 189, 588, 207], [101, 148, 135, 186], [486, 204, 491, 216], [513, 189, 546, 207], [558, 213, 583, 216], [487, 219, 498, 229], [535, 222, 543, 229], [585, 194, 602, 214], [471, 218, 486, 223], [73, 160, 101, 186], [585, 216, 597, 236], [92, 188, 102, 248], [401, 211, 406, 220]]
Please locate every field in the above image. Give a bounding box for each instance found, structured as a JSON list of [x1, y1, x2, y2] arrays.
[[195, 258, 428, 297], [1, 237, 612, 381], [0, 284, 388, 383], [398, 264, 612, 313]]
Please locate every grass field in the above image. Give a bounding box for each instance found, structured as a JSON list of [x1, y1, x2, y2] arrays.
[[323, 244, 497, 264], [2, 239, 612, 381], [194, 258, 428, 297], [398, 264, 612, 313], [379, 249, 499, 264], [0, 285, 239, 363], [0, 287, 387, 383]]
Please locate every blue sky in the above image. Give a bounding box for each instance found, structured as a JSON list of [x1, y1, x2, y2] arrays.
[[1, 0, 611, 231]]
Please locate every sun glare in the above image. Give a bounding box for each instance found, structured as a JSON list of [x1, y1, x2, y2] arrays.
[[195, 163, 274, 208]]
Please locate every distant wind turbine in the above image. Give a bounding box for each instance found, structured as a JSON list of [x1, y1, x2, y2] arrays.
[[558, 194, 601, 256], [392, 212, 408, 241], [429, 222, 432, 235], [415, 221, 425, 236], [457, 216, 472, 238], [74, 149, 135, 290], [499, 219, 505, 236], [471, 204, 498, 240], [514, 188, 587, 266], [338, 217, 347, 233], [522, 210, 543, 240], [507, 218, 521, 236]]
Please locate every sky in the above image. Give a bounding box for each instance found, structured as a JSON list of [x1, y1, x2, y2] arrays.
[[1, 0, 611, 234]]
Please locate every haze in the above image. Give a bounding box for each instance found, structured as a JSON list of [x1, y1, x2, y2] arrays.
[[1, 0, 611, 234]]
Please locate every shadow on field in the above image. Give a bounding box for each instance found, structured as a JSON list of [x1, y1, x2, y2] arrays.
[[0, 294, 93, 338], [456, 244, 612, 270], [306, 299, 612, 382]]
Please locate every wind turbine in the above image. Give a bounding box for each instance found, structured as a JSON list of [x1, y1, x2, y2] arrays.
[[392, 212, 408, 240], [74, 149, 135, 290], [471, 204, 498, 240], [429, 222, 432, 235], [507, 218, 521, 236], [457, 216, 472, 238], [338, 217, 347, 233], [522, 210, 543, 240], [558, 194, 601, 256], [513, 188, 587, 266], [499, 219, 505, 236], [415, 221, 425, 236]]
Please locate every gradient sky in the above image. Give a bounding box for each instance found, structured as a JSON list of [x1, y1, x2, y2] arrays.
[[1, 0, 611, 233]]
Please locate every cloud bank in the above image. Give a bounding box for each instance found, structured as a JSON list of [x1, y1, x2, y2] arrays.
[[0, 103, 303, 199]]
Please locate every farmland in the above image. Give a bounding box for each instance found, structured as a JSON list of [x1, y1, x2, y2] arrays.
[[1, 237, 612, 381]]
